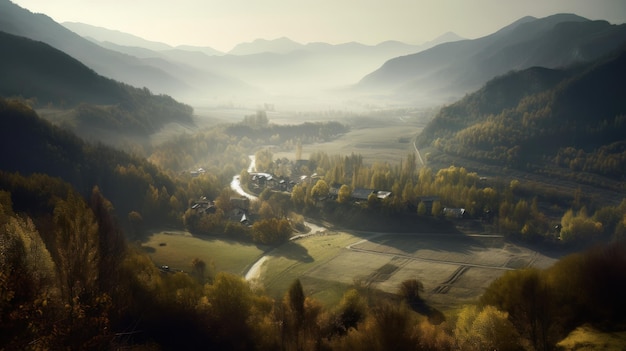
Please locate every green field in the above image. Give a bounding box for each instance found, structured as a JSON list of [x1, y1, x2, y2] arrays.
[[259, 232, 362, 304], [258, 231, 558, 309], [140, 229, 558, 311], [142, 230, 267, 275], [272, 114, 426, 165]]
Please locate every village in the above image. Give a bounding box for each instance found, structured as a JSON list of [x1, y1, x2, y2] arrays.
[[186, 157, 473, 228]]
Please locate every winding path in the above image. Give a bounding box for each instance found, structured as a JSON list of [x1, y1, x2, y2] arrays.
[[231, 156, 328, 280]]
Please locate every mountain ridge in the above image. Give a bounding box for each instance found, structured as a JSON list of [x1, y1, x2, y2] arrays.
[[357, 13, 626, 101], [0, 30, 194, 138], [418, 43, 626, 180], [0, 1, 190, 95]]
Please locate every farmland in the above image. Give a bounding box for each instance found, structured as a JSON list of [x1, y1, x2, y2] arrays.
[[145, 226, 559, 310], [257, 230, 557, 309]]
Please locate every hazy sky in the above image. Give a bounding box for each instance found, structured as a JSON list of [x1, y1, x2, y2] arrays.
[[11, 0, 626, 52]]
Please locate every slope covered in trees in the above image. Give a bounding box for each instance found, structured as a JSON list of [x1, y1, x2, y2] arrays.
[[0, 98, 180, 225], [418, 44, 626, 181], [0, 30, 194, 136]]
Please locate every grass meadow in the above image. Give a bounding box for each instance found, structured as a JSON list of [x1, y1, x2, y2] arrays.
[[142, 230, 267, 275]]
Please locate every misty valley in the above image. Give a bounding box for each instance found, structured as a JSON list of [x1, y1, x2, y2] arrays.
[[2, 2, 626, 350]]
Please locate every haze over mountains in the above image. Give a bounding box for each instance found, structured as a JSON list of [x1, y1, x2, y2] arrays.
[[358, 14, 626, 102], [62, 20, 464, 99], [2, 0, 625, 109]]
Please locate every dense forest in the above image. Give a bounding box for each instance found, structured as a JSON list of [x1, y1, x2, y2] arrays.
[[418, 45, 626, 181], [0, 98, 182, 227]]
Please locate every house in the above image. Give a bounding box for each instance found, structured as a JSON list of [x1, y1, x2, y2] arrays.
[[376, 191, 392, 200], [190, 198, 216, 214], [328, 184, 393, 202], [443, 207, 466, 219], [350, 188, 374, 201], [328, 182, 343, 199], [240, 213, 249, 225], [190, 167, 207, 178]]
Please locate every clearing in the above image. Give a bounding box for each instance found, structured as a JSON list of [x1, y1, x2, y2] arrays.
[[142, 230, 266, 275]]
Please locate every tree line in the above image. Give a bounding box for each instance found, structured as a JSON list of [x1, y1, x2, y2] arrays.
[[247, 148, 624, 245]]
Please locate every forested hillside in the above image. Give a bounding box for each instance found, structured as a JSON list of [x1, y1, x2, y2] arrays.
[[418, 45, 626, 181], [0, 31, 194, 136], [0, 98, 181, 225]]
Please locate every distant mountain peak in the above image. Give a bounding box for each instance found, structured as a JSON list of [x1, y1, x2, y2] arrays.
[[433, 31, 464, 42], [228, 37, 303, 55]]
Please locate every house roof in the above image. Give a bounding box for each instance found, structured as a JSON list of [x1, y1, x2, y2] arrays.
[[352, 188, 375, 200]]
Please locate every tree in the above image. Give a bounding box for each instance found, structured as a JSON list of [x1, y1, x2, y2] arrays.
[[291, 184, 306, 208], [201, 273, 255, 350], [252, 218, 292, 245], [337, 184, 352, 204], [560, 207, 603, 243], [53, 192, 100, 309], [365, 192, 378, 209], [398, 279, 424, 310], [191, 258, 207, 283], [311, 179, 330, 202], [296, 140, 303, 160], [0, 211, 58, 348], [481, 268, 555, 351], [128, 210, 144, 238], [286, 279, 306, 328], [90, 187, 126, 293], [417, 201, 427, 216], [258, 201, 275, 219], [330, 289, 367, 336], [282, 278, 314, 350], [455, 305, 520, 351], [431, 201, 443, 217], [401, 181, 415, 203]]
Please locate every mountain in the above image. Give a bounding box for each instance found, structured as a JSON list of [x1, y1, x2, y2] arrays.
[[63, 22, 225, 56], [62, 21, 174, 51], [0, 30, 122, 105], [84, 40, 252, 97], [425, 32, 464, 47], [198, 39, 435, 94], [0, 1, 190, 95], [0, 97, 176, 222], [0, 30, 194, 137], [82, 34, 432, 95], [228, 37, 304, 55], [417, 44, 626, 180], [357, 14, 626, 101], [175, 44, 223, 57]]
